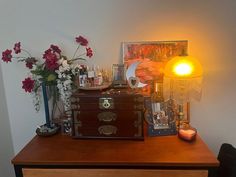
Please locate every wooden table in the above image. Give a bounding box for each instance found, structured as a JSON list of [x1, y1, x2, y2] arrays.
[[12, 134, 219, 177]]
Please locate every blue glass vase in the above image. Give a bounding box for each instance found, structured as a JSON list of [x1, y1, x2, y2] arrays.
[[42, 82, 51, 128]]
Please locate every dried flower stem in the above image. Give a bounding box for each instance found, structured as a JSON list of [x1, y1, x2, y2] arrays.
[[71, 45, 80, 60]]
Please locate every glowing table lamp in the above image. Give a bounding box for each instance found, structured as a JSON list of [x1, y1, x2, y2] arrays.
[[163, 54, 203, 129]]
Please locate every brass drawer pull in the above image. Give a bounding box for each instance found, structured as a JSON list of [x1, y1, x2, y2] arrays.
[[97, 112, 117, 122], [98, 125, 117, 135], [99, 98, 114, 109]]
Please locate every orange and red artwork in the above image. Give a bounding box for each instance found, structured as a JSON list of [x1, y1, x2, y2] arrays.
[[123, 41, 188, 95]]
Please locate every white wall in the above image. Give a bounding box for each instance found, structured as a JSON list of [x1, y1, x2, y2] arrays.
[[0, 0, 236, 174], [0, 66, 15, 177]]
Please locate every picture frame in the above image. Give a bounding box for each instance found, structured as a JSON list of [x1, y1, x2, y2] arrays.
[[123, 41, 190, 136], [123, 40, 188, 95], [112, 64, 127, 87], [145, 97, 190, 136]]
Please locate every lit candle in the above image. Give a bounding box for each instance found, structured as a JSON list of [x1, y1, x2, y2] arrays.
[[178, 128, 197, 141], [155, 82, 158, 93]]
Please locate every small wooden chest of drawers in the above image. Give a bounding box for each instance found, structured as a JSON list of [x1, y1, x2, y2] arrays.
[[71, 89, 144, 140]]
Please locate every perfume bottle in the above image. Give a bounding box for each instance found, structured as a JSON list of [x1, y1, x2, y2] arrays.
[[79, 68, 84, 87], [97, 69, 103, 86], [87, 66, 95, 87], [94, 66, 103, 86]]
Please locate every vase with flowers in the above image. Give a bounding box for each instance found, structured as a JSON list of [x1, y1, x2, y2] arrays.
[[1, 35, 93, 136]]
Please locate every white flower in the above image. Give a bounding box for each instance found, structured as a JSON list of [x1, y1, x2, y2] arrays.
[[71, 64, 80, 75], [56, 74, 73, 111], [62, 60, 70, 71], [63, 80, 70, 86], [56, 71, 62, 79], [58, 66, 64, 73], [57, 57, 65, 65]]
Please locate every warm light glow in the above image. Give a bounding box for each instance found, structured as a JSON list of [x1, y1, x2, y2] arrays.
[[174, 62, 193, 76], [164, 55, 203, 79]]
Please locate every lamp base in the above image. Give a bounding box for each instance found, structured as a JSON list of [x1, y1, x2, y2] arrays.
[[36, 124, 60, 137]]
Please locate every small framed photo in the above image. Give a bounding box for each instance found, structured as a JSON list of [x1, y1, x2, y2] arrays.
[[112, 64, 127, 87], [145, 97, 190, 136]]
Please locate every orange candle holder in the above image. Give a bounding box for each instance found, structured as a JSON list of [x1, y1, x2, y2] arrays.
[[178, 127, 197, 141]]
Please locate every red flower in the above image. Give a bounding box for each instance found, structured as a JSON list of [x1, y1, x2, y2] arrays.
[[43, 47, 59, 71], [2, 49, 12, 63], [14, 42, 21, 54], [75, 36, 88, 46], [22, 77, 35, 93], [86, 47, 93, 58], [50, 44, 61, 54], [44, 52, 59, 71], [25, 57, 37, 69], [43, 48, 52, 59]]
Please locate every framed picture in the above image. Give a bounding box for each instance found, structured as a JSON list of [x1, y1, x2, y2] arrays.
[[145, 97, 190, 136], [112, 64, 127, 87], [123, 41, 188, 95]]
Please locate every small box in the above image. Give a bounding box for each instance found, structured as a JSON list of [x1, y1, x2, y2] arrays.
[[71, 89, 144, 140]]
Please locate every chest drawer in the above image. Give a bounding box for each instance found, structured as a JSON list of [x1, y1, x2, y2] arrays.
[[71, 90, 144, 140], [72, 109, 143, 139], [23, 168, 208, 177]]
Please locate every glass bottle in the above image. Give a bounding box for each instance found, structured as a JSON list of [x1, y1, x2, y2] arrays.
[[151, 77, 168, 129]]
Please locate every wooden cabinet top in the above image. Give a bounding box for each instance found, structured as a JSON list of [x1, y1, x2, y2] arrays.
[[12, 134, 219, 168]]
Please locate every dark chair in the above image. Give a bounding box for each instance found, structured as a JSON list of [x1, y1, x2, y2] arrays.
[[208, 143, 236, 177]]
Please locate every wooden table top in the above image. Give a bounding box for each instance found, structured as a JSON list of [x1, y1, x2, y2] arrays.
[[12, 134, 219, 168]]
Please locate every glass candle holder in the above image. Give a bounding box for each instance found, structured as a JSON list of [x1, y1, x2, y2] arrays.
[[178, 127, 197, 141]]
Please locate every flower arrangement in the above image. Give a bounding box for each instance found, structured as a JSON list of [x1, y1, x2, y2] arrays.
[[1, 36, 93, 112]]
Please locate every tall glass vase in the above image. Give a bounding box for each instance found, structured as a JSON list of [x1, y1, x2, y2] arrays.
[[35, 83, 60, 136]]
